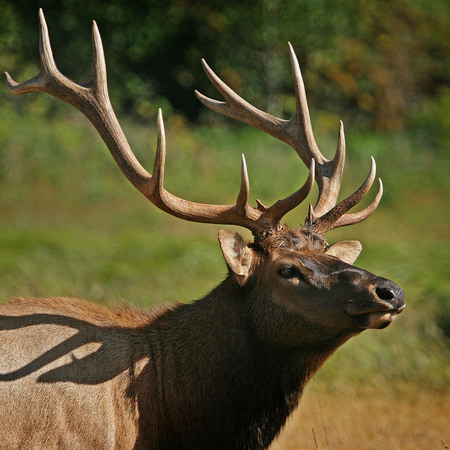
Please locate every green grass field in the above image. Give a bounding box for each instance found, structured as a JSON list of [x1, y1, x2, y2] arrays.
[[1, 102, 449, 447]]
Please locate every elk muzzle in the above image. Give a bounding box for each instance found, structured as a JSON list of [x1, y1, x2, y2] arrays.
[[346, 275, 405, 330]]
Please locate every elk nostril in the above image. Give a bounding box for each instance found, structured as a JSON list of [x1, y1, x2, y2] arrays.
[[375, 286, 395, 301]]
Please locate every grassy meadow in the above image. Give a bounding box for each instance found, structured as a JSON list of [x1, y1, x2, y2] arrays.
[[0, 98, 449, 448]]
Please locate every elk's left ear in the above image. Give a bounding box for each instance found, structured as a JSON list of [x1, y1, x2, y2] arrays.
[[325, 240, 362, 264], [218, 230, 255, 286]]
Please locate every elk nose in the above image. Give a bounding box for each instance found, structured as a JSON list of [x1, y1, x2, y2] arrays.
[[375, 279, 405, 311]]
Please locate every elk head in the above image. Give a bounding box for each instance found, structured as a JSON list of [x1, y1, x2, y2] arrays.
[[5, 10, 404, 350]]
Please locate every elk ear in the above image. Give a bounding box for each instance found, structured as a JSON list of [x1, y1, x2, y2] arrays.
[[325, 240, 362, 264], [218, 230, 254, 286]]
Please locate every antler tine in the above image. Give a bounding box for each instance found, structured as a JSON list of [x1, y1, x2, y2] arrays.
[[265, 159, 315, 226], [5, 9, 57, 95], [149, 111, 259, 227], [195, 60, 288, 142], [287, 43, 346, 213], [236, 154, 250, 214], [310, 156, 382, 234], [311, 120, 346, 217], [287, 42, 323, 165], [151, 108, 167, 196], [331, 178, 383, 230], [89, 20, 108, 100]]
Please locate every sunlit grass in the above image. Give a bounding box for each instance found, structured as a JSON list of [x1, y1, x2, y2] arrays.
[[271, 383, 450, 449]]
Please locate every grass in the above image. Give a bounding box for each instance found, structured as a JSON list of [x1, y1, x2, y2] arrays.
[[271, 384, 450, 449], [0, 102, 449, 446]]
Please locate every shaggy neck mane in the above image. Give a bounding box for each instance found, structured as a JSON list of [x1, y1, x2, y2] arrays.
[[135, 276, 347, 449]]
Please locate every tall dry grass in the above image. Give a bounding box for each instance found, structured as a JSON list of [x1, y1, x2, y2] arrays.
[[271, 383, 449, 449]]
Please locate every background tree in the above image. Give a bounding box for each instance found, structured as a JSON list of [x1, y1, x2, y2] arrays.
[[0, 0, 448, 133]]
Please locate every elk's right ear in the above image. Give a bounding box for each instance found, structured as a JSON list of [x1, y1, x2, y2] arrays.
[[325, 240, 362, 264], [218, 230, 254, 286]]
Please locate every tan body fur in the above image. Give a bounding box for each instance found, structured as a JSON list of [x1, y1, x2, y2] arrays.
[[0, 298, 154, 448]]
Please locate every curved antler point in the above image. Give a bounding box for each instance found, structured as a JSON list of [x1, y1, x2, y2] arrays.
[[369, 155, 377, 174], [152, 107, 167, 195], [38, 8, 48, 32], [236, 153, 250, 212], [194, 89, 204, 101], [256, 199, 268, 212], [308, 204, 316, 222], [157, 108, 164, 128], [4, 72, 15, 86], [200, 58, 209, 70], [377, 178, 384, 199], [91, 20, 102, 42], [287, 43, 299, 72], [4, 72, 17, 90], [240, 153, 249, 177]]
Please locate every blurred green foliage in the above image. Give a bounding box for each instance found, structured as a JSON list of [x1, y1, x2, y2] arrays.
[[1, 0, 448, 130]]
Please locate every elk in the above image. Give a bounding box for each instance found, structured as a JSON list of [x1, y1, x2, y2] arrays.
[[1, 10, 404, 450]]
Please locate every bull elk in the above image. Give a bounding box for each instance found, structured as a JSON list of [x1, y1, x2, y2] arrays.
[[1, 10, 405, 449]]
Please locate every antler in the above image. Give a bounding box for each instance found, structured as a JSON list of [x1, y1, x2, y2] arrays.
[[196, 43, 383, 235], [5, 9, 315, 239]]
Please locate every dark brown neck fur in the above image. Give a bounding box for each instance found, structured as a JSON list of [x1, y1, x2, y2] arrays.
[[133, 276, 347, 449]]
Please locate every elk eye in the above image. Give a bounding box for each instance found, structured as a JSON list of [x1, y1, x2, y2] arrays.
[[278, 267, 299, 279]]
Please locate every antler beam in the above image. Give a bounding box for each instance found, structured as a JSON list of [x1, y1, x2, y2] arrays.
[[5, 9, 315, 239]]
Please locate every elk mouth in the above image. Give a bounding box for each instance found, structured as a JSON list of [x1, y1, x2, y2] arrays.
[[346, 303, 406, 330], [345, 279, 405, 330]]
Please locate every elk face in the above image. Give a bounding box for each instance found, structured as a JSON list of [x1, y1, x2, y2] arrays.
[[219, 229, 405, 349]]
